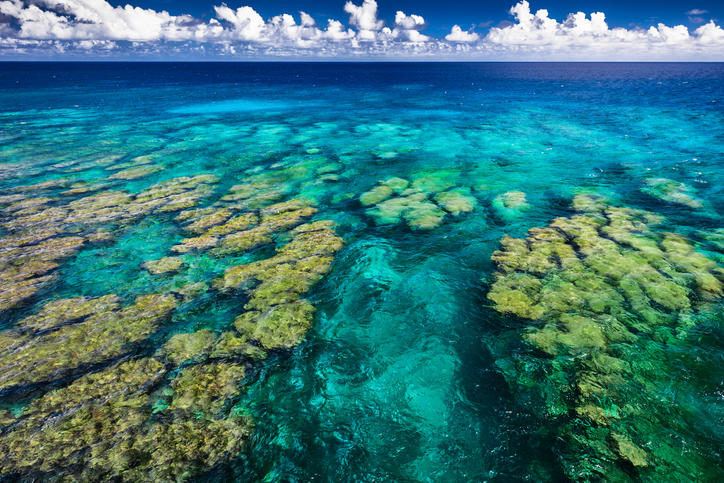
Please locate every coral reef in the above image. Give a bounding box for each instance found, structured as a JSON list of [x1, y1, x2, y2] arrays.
[[169, 362, 246, 412], [434, 187, 477, 216], [144, 256, 185, 275], [109, 164, 164, 180], [161, 329, 216, 365], [171, 198, 316, 256], [486, 194, 723, 481], [0, 152, 345, 480], [0, 293, 177, 393], [360, 185, 394, 206], [0, 356, 251, 481], [0, 175, 219, 313], [360, 172, 475, 230], [642, 177, 703, 208], [217, 221, 343, 352], [492, 190, 530, 220]]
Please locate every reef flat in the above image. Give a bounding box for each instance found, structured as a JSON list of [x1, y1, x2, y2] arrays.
[[0, 165, 343, 479], [0, 62, 722, 481], [487, 194, 722, 480]]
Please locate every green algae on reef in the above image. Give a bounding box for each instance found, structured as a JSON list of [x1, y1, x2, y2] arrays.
[[0, 293, 177, 393], [360, 171, 476, 230], [491, 190, 530, 220], [0, 164, 344, 480], [641, 177, 703, 209], [486, 194, 723, 481], [0, 174, 219, 312], [144, 256, 185, 275], [0, 356, 252, 481]]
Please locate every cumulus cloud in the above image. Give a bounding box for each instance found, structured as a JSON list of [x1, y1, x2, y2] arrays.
[[482, 1, 724, 60], [0, 0, 722, 60], [214, 5, 265, 41], [0, 0, 199, 41], [446, 25, 479, 43], [390, 11, 428, 41], [344, 0, 383, 40]]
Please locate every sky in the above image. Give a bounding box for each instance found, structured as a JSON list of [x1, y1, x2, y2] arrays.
[[0, 0, 723, 60]]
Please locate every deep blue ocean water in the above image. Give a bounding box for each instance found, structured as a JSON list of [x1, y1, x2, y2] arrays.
[[0, 63, 722, 481]]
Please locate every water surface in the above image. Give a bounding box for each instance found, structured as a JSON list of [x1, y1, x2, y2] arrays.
[[0, 62, 722, 482]]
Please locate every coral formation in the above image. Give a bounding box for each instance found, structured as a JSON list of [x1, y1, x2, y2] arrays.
[[434, 187, 477, 216], [0, 293, 177, 393], [492, 190, 530, 219], [162, 329, 216, 365], [171, 198, 316, 256], [0, 356, 251, 481], [144, 256, 185, 275], [217, 221, 343, 352], [486, 194, 723, 481], [360, 172, 475, 230], [169, 362, 246, 412], [0, 174, 219, 313], [108, 164, 164, 180], [360, 185, 394, 206], [642, 177, 703, 208], [0, 154, 344, 480]]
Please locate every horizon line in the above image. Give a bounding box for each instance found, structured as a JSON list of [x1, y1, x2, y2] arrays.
[[2, 60, 724, 63]]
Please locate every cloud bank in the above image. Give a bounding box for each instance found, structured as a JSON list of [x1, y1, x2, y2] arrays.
[[0, 0, 722, 59]]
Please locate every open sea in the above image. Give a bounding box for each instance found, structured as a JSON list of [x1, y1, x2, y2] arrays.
[[0, 62, 722, 481]]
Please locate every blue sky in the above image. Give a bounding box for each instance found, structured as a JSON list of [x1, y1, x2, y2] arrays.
[[0, 1, 723, 60]]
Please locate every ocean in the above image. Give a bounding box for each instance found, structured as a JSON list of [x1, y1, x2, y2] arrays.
[[0, 62, 722, 481]]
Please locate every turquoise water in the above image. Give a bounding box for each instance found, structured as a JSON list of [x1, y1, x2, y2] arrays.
[[0, 63, 722, 481]]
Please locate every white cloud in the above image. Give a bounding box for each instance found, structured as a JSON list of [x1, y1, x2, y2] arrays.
[[0, 0, 722, 60], [0, 0, 199, 41], [695, 20, 724, 42], [395, 11, 424, 30], [76, 39, 116, 50], [686, 9, 708, 16], [214, 5, 265, 41], [391, 10, 428, 41], [324, 19, 356, 41], [483, 1, 724, 60], [344, 0, 383, 40], [446, 25, 479, 43]]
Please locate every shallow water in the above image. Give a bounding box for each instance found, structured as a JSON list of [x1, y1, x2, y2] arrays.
[[0, 63, 722, 481]]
